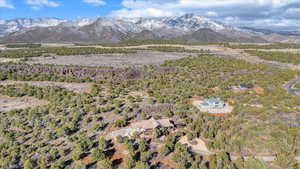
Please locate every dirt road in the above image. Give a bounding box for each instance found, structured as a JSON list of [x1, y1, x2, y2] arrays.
[[283, 77, 300, 96]]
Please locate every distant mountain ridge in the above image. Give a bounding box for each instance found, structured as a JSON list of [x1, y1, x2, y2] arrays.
[[0, 18, 67, 36], [0, 14, 299, 43], [241, 27, 300, 36]]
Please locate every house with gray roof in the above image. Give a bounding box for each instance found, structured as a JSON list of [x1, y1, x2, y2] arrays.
[[200, 97, 225, 109]]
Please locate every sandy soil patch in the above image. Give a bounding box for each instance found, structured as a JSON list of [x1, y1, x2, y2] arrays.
[[81, 156, 93, 164], [93, 44, 224, 52], [187, 96, 204, 103], [229, 42, 273, 45], [159, 155, 178, 169], [26, 51, 198, 67], [0, 58, 20, 63], [29, 43, 224, 51], [0, 95, 48, 113], [111, 144, 128, 161], [179, 136, 210, 153], [0, 80, 93, 93], [128, 91, 149, 98], [259, 49, 300, 53], [42, 43, 75, 48]]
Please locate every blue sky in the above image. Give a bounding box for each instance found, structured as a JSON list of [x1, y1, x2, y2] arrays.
[[1, 0, 300, 30], [0, 0, 123, 20]]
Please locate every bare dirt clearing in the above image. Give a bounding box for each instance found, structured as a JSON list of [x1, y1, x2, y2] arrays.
[[259, 49, 300, 53], [26, 50, 198, 67], [94, 44, 224, 51], [42, 43, 74, 48], [0, 80, 93, 93], [95, 44, 300, 70], [30, 43, 224, 51], [0, 95, 48, 113], [0, 58, 20, 63], [179, 136, 211, 154]]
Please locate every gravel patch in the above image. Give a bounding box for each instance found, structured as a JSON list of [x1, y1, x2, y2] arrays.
[[26, 51, 198, 67]]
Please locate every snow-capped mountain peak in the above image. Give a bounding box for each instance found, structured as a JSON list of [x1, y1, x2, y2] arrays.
[[0, 18, 67, 36], [163, 13, 228, 31], [60, 18, 97, 27], [0, 13, 266, 43], [76, 18, 97, 27], [120, 13, 231, 33], [0, 14, 232, 37]]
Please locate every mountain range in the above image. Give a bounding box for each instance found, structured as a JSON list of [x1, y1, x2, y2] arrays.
[[1, 14, 299, 43]]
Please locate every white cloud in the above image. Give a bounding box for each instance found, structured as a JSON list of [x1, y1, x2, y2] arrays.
[[110, 0, 300, 29], [113, 0, 300, 17], [111, 8, 174, 18], [26, 0, 59, 9], [206, 11, 218, 17], [285, 7, 300, 14], [110, 0, 178, 18], [177, 0, 299, 8], [0, 0, 14, 8], [83, 0, 105, 6]]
